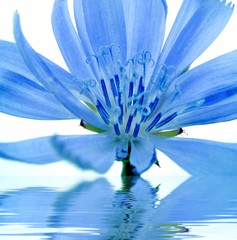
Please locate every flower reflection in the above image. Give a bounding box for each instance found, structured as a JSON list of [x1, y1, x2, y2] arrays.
[[0, 187, 58, 228], [0, 176, 237, 239]]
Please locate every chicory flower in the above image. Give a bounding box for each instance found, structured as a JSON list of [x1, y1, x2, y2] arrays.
[[1, 0, 237, 175]]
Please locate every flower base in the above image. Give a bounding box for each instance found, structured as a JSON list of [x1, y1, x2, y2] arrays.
[[121, 159, 140, 177]]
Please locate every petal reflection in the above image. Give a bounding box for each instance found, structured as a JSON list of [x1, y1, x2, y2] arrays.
[[0, 176, 237, 239]]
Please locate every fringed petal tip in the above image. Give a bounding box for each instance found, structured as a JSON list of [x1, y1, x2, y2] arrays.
[[222, 0, 235, 9], [158, 0, 234, 76]]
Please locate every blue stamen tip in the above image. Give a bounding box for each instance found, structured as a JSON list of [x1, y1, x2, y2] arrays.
[[114, 123, 121, 136], [133, 123, 140, 138]]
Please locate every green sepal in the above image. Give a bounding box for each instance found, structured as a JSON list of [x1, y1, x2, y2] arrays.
[[80, 120, 105, 133], [85, 102, 97, 112], [155, 161, 161, 168], [153, 128, 183, 137], [179, 66, 190, 76]]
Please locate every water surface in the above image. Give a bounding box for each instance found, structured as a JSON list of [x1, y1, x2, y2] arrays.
[[0, 176, 237, 239]]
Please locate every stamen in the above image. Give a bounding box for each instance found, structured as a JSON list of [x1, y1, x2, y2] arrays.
[[114, 123, 121, 136], [146, 113, 162, 132], [155, 112, 177, 129], [118, 106, 124, 124], [96, 100, 110, 124], [115, 74, 122, 107], [86, 46, 168, 139], [137, 76, 145, 105], [114, 74, 120, 90], [125, 115, 133, 133], [110, 78, 118, 98], [137, 76, 144, 94], [150, 97, 159, 113], [133, 123, 140, 138], [100, 79, 111, 107], [113, 74, 124, 124], [140, 106, 151, 117], [141, 97, 159, 122], [128, 81, 134, 100]]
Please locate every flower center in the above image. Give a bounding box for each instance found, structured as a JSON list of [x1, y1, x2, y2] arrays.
[[82, 45, 179, 139]]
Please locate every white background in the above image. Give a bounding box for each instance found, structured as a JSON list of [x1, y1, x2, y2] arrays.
[[0, 0, 237, 177]]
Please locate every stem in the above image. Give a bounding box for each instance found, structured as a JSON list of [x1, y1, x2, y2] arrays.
[[120, 175, 139, 191], [121, 159, 139, 177], [120, 144, 140, 177]]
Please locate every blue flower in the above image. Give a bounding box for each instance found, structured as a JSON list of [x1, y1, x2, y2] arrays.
[[1, 0, 237, 175]]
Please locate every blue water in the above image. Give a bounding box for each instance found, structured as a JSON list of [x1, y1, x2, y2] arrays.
[[0, 176, 237, 239]]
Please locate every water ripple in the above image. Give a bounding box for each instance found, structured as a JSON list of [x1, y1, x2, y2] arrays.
[[0, 176, 237, 239]]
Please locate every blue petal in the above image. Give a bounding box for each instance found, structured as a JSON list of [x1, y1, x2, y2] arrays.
[[0, 69, 77, 120], [52, 0, 94, 79], [162, 51, 237, 126], [73, 0, 102, 77], [0, 40, 89, 96], [0, 40, 91, 119], [176, 101, 237, 126], [81, 0, 127, 60], [116, 138, 129, 160], [13, 12, 107, 130], [157, 0, 234, 75], [171, 51, 237, 106], [122, 0, 167, 60], [150, 136, 237, 175], [52, 134, 117, 173], [0, 40, 39, 82], [0, 137, 59, 164], [130, 137, 155, 174]]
